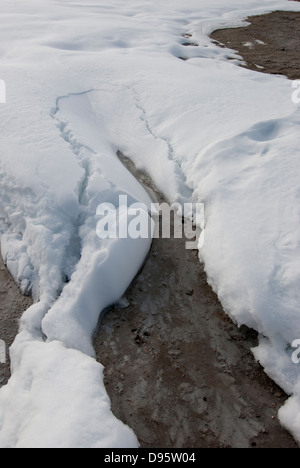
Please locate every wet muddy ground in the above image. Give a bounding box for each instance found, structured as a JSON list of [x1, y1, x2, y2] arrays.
[[211, 10, 300, 80], [94, 154, 298, 448], [0, 257, 32, 388]]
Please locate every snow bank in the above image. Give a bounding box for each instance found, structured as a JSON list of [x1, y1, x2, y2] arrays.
[[0, 0, 300, 448], [0, 340, 137, 448]]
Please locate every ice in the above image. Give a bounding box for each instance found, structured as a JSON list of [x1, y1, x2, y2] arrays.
[[0, 0, 300, 448]]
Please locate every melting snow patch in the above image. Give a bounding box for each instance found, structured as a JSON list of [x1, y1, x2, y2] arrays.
[[0, 0, 300, 448]]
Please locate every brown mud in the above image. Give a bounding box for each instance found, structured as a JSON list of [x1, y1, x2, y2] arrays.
[[0, 257, 32, 388], [94, 154, 298, 448], [211, 11, 300, 80]]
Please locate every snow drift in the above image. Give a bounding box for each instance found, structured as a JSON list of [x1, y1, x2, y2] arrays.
[[0, 0, 300, 447]]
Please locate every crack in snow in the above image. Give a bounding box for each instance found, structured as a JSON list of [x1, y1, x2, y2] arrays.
[[124, 84, 194, 202], [51, 91, 98, 208]]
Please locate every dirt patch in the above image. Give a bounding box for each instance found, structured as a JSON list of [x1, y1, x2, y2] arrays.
[[210, 11, 300, 80], [94, 154, 298, 448], [0, 257, 32, 388]]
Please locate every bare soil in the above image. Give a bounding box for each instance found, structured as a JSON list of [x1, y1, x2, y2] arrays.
[[0, 257, 32, 388], [211, 10, 300, 80], [94, 154, 298, 448]]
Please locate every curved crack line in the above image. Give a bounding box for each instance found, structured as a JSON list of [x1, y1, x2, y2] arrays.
[[123, 84, 194, 201]]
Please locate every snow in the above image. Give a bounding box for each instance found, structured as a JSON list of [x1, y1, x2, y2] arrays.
[[0, 0, 300, 448], [0, 340, 138, 448]]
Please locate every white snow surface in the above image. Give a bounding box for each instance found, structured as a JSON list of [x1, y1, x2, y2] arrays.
[[0, 0, 300, 447]]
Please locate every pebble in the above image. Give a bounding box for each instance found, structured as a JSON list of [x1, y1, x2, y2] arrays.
[[185, 289, 194, 296]]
